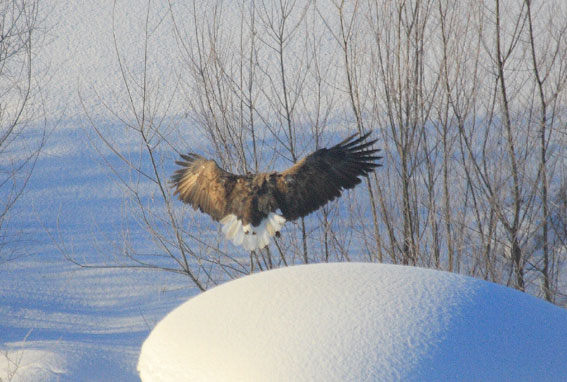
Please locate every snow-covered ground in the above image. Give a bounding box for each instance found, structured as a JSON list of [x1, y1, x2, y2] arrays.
[[139, 263, 567, 382], [0, 256, 190, 381], [1, 2, 193, 380], [2, 0, 567, 381]]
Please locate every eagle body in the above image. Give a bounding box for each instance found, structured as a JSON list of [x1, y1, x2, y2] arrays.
[[171, 132, 381, 251], [224, 173, 279, 227]]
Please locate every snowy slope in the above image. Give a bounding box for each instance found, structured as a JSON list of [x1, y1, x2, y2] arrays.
[[1, 1, 193, 380], [138, 263, 567, 382], [2, 0, 567, 381], [0, 344, 65, 382]]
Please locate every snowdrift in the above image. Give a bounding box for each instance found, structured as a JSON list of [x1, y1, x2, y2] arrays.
[[138, 263, 567, 381]]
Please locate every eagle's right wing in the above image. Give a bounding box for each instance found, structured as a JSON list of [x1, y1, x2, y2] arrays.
[[275, 132, 381, 221], [170, 154, 235, 222]]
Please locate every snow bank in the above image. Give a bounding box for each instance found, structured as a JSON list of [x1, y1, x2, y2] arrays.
[[0, 344, 66, 382], [138, 263, 567, 381]]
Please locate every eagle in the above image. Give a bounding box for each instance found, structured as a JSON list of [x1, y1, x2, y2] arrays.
[[171, 132, 381, 251]]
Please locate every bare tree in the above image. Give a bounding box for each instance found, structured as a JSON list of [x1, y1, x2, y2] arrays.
[[365, 0, 444, 266], [523, 0, 567, 302], [73, 0, 230, 291], [0, 0, 46, 264], [73, 0, 567, 304], [315, 0, 383, 262], [253, 0, 314, 263]]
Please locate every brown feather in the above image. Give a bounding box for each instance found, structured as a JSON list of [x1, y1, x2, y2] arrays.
[[275, 132, 381, 220], [171, 132, 381, 247], [170, 154, 236, 222]]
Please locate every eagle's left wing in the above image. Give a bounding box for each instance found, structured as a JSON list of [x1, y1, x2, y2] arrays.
[[170, 153, 236, 222], [275, 132, 381, 221]]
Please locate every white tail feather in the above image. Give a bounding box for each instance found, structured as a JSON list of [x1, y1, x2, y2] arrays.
[[226, 220, 240, 239], [220, 212, 286, 251]]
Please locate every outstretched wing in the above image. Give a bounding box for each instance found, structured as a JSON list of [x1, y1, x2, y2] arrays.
[[275, 132, 381, 221], [170, 153, 236, 221]]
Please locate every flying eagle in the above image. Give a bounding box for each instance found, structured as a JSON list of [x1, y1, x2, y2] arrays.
[[171, 132, 381, 251]]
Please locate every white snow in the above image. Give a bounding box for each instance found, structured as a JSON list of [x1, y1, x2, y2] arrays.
[[0, 343, 66, 382], [138, 263, 567, 382], [2, 0, 567, 381]]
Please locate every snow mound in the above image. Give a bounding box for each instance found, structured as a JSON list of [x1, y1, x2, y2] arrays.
[[0, 344, 66, 382], [138, 263, 567, 382]]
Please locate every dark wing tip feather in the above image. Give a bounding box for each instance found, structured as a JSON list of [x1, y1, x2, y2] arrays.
[[337, 132, 374, 150], [332, 131, 382, 172]]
